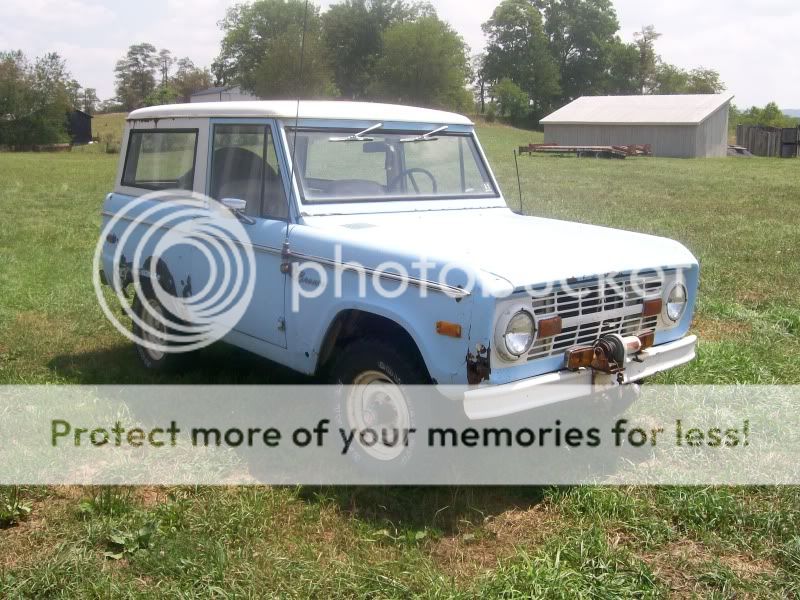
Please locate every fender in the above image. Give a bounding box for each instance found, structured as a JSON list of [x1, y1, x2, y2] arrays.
[[296, 293, 474, 385]]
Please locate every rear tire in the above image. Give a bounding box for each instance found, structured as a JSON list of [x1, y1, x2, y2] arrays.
[[131, 295, 185, 371]]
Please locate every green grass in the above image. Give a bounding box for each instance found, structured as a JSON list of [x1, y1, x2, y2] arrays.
[[93, 112, 126, 145], [1, 122, 799, 597]]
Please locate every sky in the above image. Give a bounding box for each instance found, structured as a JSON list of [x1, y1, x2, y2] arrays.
[[2, 0, 798, 109]]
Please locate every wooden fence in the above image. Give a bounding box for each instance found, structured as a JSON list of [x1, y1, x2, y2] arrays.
[[736, 125, 800, 158]]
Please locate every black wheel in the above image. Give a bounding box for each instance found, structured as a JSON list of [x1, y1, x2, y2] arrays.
[[131, 295, 185, 371], [327, 338, 432, 469]]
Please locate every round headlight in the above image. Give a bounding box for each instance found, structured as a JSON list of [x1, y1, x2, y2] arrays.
[[502, 310, 536, 358], [666, 283, 688, 322]]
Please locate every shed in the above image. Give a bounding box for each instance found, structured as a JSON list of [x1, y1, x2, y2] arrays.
[[190, 86, 258, 103], [540, 94, 734, 158], [66, 109, 93, 144]]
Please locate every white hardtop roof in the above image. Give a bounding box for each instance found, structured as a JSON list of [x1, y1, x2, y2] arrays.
[[540, 94, 735, 126], [127, 100, 473, 125]]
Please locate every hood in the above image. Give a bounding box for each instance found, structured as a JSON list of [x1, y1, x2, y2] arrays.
[[299, 208, 697, 292]]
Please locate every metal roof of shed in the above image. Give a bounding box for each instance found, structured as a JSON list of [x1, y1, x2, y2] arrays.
[[128, 101, 473, 125], [540, 94, 734, 126]]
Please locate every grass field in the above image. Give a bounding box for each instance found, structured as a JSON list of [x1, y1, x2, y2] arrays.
[[1, 121, 799, 597], [92, 112, 127, 145]]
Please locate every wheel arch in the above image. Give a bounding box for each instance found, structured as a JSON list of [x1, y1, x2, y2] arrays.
[[315, 308, 432, 381]]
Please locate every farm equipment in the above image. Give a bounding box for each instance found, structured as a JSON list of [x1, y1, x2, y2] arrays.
[[518, 143, 653, 159]]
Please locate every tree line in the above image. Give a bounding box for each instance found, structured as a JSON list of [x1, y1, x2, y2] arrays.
[[3, 0, 797, 147], [0, 51, 97, 146], [478, 5, 726, 123], [112, 44, 213, 111], [210, 0, 473, 110], [730, 103, 800, 130], [206, 0, 728, 123]]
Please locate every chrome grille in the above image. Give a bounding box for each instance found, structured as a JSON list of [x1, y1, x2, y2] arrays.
[[527, 272, 665, 361]]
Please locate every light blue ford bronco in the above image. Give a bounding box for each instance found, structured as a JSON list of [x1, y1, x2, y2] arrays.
[[98, 100, 698, 430]]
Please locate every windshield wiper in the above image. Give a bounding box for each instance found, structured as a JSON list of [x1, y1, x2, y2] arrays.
[[329, 123, 383, 142], [400, 125, 448, 143]]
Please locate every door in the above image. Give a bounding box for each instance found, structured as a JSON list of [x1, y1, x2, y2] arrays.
[[190, 122, 290, 348]]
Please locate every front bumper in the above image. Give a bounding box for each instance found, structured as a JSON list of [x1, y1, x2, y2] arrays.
[[463, 335, 697, 420]]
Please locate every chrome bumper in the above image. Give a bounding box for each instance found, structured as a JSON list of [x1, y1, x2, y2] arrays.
[[463, 335, 697, 420]]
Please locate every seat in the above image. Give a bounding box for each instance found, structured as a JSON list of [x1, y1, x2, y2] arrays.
[[212, 147, 287, 219]]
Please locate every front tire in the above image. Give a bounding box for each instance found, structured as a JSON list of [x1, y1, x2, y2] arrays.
[[327, 339, 432, 469]]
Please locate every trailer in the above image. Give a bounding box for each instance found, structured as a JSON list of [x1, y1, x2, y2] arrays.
[[518, 143, 653, 159]]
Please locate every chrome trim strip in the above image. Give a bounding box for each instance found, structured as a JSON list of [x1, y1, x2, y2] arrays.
[[287, 250, 471, 299], [100, 211, 283, 256], [100, 210, 469, 297]]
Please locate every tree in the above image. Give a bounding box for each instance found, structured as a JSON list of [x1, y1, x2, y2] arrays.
[[0, 50, 76, 145], [482, 0, 561, 119], [652, 62, 689, 94], [731, 102, 796, 129], [114, 43, 159, 110], [0, 51, 33, 144], [370, 16, 472, 110], [685, 67, 725, 94], [368, 0, 435, 28], [653, 63, 725, 95], [633, 25, 661, 94], [144, 84, 179, 106], [214, 0, 335, 98], [470, 53, 488, 113], [494, 77, 529, 121], [604, 40, 640, 94], [172, 58, 212, 102], [158, 48, 174, 87], [97, 97, 125, 114], [322, 1, 382, 99], [539, 0, 621, 101], [82, 88, 99, 114], [321, 0, 438, 99]]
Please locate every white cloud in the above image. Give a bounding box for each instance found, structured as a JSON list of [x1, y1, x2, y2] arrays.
[[613, 0, 800, 106], [3, 0, 115, 29]]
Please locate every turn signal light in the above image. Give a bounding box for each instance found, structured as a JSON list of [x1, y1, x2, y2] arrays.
[[436, 321, 462, 338], [638, 331, 655, 350], [566, 346, 594, 371], [642, 298, 663, 317], [538, 316, 563, 338]]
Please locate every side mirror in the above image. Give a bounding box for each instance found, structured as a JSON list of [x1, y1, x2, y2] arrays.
[[220, 197, 255, 224], [221, 197, 247, 212]]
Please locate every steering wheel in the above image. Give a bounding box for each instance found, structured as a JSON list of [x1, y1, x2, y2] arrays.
[[387, 168, 438, 195]]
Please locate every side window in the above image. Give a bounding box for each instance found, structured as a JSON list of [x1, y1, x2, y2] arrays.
[[122, 130, 197, 190], [210, 124, 288, 220]]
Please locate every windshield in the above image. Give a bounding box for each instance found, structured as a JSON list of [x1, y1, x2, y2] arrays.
[[286, 128, 497, 203]]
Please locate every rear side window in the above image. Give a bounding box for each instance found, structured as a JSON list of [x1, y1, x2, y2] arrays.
[[122, 130, 198, 190]]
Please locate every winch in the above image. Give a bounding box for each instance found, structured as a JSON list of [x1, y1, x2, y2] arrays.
[[565, 333, 649, 383]]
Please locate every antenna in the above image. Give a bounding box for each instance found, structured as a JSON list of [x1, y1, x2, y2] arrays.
[[282, 0, 310, 256], [513, 149, 524, 215]]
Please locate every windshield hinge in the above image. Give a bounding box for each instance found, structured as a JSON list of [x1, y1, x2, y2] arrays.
[[329, 123, 383, 142], [400, 125, 448, 143]]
